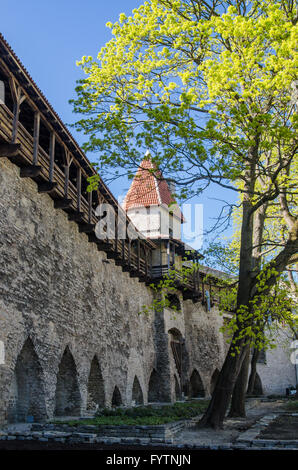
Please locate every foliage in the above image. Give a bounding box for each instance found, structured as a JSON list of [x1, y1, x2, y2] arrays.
[[284, 400, 298, 411], [52, 400, 209, 426], [71, 0, 297, 202]]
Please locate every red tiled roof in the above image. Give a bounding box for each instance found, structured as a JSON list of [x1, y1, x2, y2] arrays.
[[123, 157, 185, 221]]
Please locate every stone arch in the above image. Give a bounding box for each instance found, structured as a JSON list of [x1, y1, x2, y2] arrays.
[[189, 369, 205, 398], [174, 374, 182, 401], [252, 373, 263, 396], [7, 338, 47, 423], [148, 369, 160, 403], [87, 356, 105, 411], [210, 369, 220, 394], [132, 376, 144, 405], [111, 386, 122, 407], [54, 346, 81, 416]]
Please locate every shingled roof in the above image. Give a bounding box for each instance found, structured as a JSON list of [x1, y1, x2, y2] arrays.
[[123, 157, 185, 222]]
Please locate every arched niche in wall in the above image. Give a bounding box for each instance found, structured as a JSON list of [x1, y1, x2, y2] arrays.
[[111, 386, 122, 407], [87, 356, 105, 411], [189, 369, 205, 398], [54, 346, 81, 416], [7, 338, 47, 423], [132, 376, 144, 405]]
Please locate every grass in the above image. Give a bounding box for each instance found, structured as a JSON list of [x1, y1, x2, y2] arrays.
[[52, 400, 209, 427]]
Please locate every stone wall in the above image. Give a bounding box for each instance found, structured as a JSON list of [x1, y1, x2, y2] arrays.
[[0, 158, 157, 423], [1, 156, 293, 426], [253, 327, 296, 396]]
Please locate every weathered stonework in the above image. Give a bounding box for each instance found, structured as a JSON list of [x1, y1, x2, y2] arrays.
[[0, 156, 295, 426], [0, 157, 226, 425]]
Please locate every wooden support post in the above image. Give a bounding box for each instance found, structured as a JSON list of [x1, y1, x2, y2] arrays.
[[54, 198, 72, 209], [32, 112, 40, 165], [145, 247, 148, 278], [11, 82, 21, 143], [20, 165, 41, 178], [137, 238, 141, 272], [128, 240, 131, 267], [114, 216, 118, 254], [76, 167, 81, 212], [122, 239, 125, 261], [49, 132, 55, 182], [39, 132, 57, 192], [88, 190, 92, 223]]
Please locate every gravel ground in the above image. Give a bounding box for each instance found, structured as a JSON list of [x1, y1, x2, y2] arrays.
[[0, 399, 287, 451], [172, 400, 286, 446]]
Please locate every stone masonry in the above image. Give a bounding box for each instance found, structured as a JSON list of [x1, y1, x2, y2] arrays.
[[0, 157, 227, 425]]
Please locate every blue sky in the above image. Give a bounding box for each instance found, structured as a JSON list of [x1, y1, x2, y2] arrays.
[[0, 0, 236, 250]]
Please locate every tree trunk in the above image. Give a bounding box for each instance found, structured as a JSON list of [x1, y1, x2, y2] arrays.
[[198, 342, 249, 428], [247, 348, 260, 396], [199, 159, 257, 429], [228, 347, 250, 417]]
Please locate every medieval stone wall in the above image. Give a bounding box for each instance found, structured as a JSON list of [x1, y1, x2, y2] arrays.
[[6, 155, 296, 426], [0, 158, 158, 423], [0, 158, 229, 425]]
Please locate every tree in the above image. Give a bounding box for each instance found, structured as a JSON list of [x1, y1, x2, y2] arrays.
[[71, 0, 298, 428]]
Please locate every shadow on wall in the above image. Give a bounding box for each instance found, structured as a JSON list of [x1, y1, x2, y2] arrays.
[[7, 338, 47, 423], [54, 346, 81, 416], [111, 386, 123, 407], [174, 374, 182, 400], [132, 376, 144, 405], [87, 356, 105, 411], [189, 369, 205, 398]]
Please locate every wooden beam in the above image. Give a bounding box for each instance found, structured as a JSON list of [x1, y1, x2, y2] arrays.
[[38, 182, 57, 193], [68, 211, 84, 222], [79, 223, 95, 233], [11, 87, 21, 144], [128, 240, 131, 267], [0, 143, 21, 158], [49, 132, 55, 182], [63, 164, 70, 198], [88, 190, 92, 224], [137, 238, 141, 272], [54, 198, 72, 209], [76, 166, 81, 212]]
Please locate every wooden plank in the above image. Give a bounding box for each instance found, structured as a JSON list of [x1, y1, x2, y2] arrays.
[[64, 164, 70, 198], [88, 190, 92, 224], [54, 198, 72, 209], [78, 223, 95, 233], [68, 211, 84, 222], [11, 87, 21, 143], [49, 132, 55, 182], [38, 181, 57, 193], [20, 165, 41, 178], [76, 166, 81, 212]]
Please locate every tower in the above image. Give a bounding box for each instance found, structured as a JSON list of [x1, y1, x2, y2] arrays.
[[123, 155, 186, 276]]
